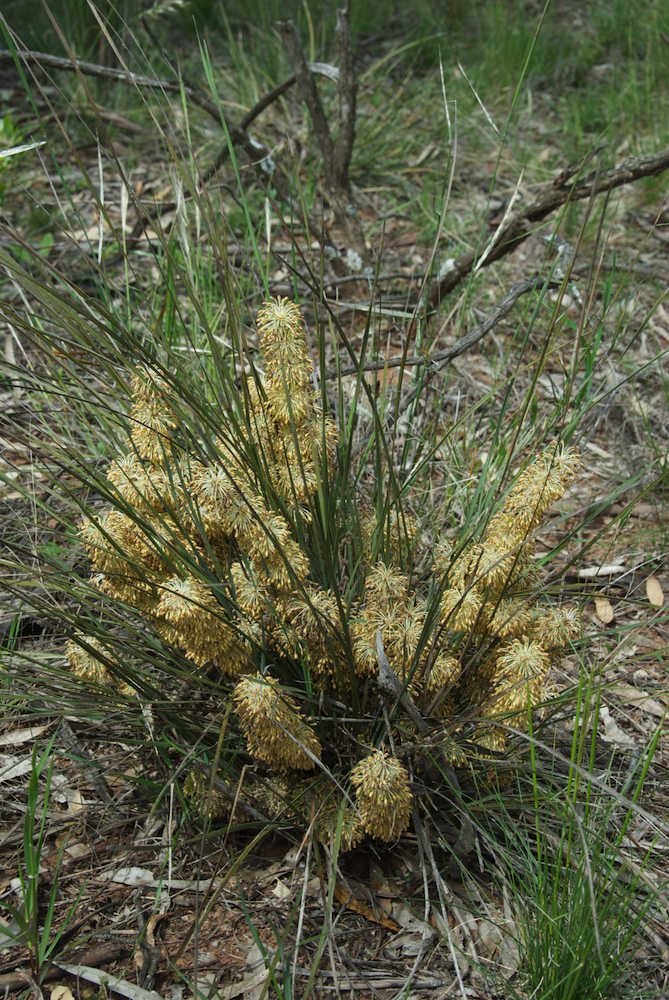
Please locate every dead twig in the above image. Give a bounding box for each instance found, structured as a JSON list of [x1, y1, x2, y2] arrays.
[[327, 273, 551, 381], [333, 8, 357, 192], [133, 891, 161, 991], [0, 943, 126, 992], [200, 74, 299, 185], [428, 144, 669, 308], [279, 21, 336, 181], [0, 46, 222, 121], [1, 45, 340, 262]]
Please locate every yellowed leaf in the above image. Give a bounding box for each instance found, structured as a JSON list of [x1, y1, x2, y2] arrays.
[[50, 987, 76, 1000], [611, 683, 666, 718], [271, 878, 291, 901], [594, 596, 614, 624], [334, 880, 400, 932], [645, 575, 664, 607]]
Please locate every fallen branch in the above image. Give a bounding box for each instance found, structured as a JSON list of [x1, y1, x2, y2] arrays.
[[428, 144, 669, 308], [327, 273, 549, 381], [0, 46, 331, 137], [0, 45, 348, 265], [0, 46, 223, 120], [0, 942, 126, 992]]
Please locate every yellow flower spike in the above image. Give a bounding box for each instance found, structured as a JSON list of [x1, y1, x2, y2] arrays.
[[79, 511, 168, 606], [273, 437, 319, 501], [158, 575, 211, 625], [350, 748, 413, 842], [386, 597, 428, 663], [529, 606, 582, 649], [489, 638, 552, 717], [219, 497, 259, 538], [440, 585, 483, 632], [494, 638, 551, 684], [432, 540, 454, 580], [257, 297, 310, 359], [130, 395, 177, 465], [446, 543, 485, 589], [244, 511, 292, 560], [230, 563, 269, 618], [475, 543, 520, 592], [249, 776, 292, 819], [254, 540, 310, 591], [191, 462, 243, 537], [286, 587, 340, 641], [473, 725, 508, 755], [422, 652, 462, 697], [130, 371, 172, 405], [66, 636, 135, 696], [183, 770, 229, 822], [486, 447, 579, 546], [293, 777, 363, 851], [157, 618, 250, 674], [365, 563, 410, 610], [256, 298, 313, 428], [438, 732, 469, 766], [484, 597, 533, 640], [350, 616, 384, 678], [157, 575, 250, 673], [107, 454, 171, 511], [95, 568, 159, 612], [233, 673, 321, 771], [79, 516, 128, 576]]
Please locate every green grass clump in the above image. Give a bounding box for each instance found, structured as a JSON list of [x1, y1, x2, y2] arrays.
[[0, 5, 666, 994], [61, 291, 585, 850]]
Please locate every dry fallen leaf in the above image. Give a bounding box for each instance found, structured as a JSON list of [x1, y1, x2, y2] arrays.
[[271, 878, 291, 901], [389, 902, 435, 957], [55, 962, 161, 1000], [218, 942, 267, 1000], [50, 987, 76, 1000], [599, 706, 636, 748], [611, 683, 667, 718], [0, 724, 49, 747], [0, 754, 33, 783], [334, 880, 400, 932], [645, 575, 664, 607], [594, 596, 615, 624]]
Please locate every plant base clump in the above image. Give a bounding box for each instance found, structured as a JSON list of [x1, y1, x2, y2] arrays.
[[68, 298, 581, 848]]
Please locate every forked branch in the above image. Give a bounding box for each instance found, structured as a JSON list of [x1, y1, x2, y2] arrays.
[[279, 10, 365, 258]]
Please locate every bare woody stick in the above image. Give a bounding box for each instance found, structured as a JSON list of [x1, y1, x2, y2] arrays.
[[279, 20, 336, 188], [279, 12, 366, 258], [327, 274, 549, 381], [428, 145, 669, 308], [333, 7, 357, 191], [1, 45, 343, 262]]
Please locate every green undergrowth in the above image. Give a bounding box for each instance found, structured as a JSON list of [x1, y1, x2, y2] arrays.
[[482, 676, 664, 1000]]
